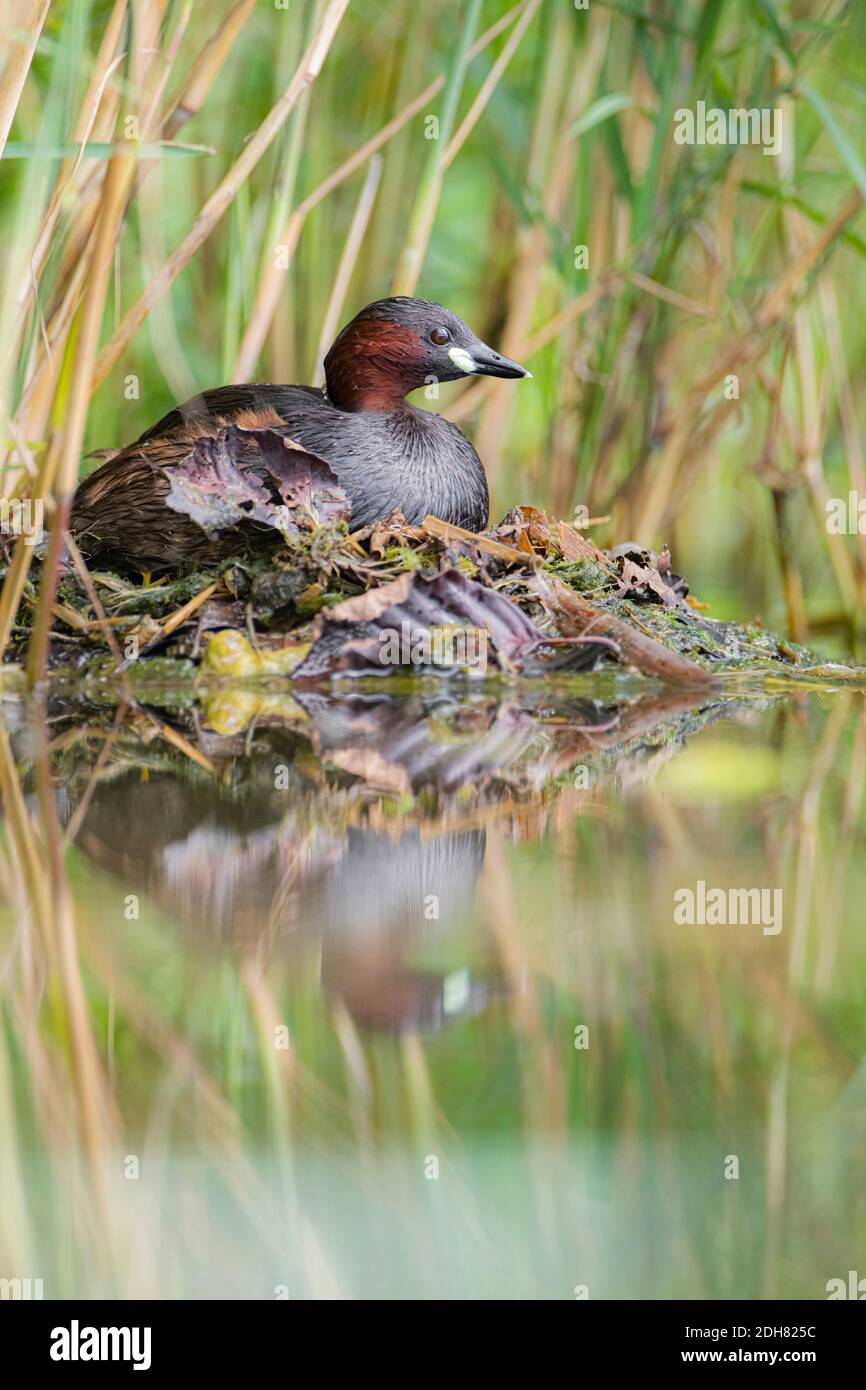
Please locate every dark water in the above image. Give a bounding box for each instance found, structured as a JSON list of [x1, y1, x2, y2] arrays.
[[1, 677, 864, 1299]]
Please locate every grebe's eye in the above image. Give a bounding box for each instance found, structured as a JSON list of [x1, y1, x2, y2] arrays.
[[430, 327, 451, 346]]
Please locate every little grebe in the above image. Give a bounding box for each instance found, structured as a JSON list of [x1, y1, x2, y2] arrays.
[[71, 296, 529, 571]]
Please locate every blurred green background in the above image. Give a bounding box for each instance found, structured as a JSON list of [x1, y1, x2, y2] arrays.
[[3, 0, 866, 646]]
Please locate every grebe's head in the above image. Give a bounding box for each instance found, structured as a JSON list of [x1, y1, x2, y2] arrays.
[[324, 296, 530, 412]]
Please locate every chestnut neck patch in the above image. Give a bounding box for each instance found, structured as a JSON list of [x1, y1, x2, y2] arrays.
[[324, 320, 429, 412]]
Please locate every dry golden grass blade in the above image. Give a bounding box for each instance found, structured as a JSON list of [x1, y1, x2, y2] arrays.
[[0, 724, 53, 941], [25, 148, 137, 685], [19, 717, 122, 1211], [480, 831, 542, 1041], [754, 346, 809, 641], [64, 529, 126, 663], [401, 1033, 437, 1142], [755, 190, 863, 333], [233, 210, 304, 383], [820, 278, 866, 588], [816, 699, 866, 992], [474, 4, 602, 480], [152, 719, 217, 773], [138, 0, 192, 139], [4, 413, 39, 480], [61, 708, 128, 850], [158, 579, 221, 639], [163, 0, 257, 137], [445, 280, 615, 424], [312, 155, 382, 385], [391, 0, 482, 296], [302, 2, 523, 213], [627, 270, 710, 319], [638, 191, 866, 542], [132, 0, 231, 404], [774, 89, 853, 622], [5, 1, 170, 490], [90, 0, 351, 396], [242, 958, 296, 1131], [7, 6, 170, 601], [707, 152, 741, 317], [788, 696, 848, 986], [11, 250, 92, 471], [0, 531, 36, 659], [422, 513, 537, 567], [232, 3, 526, 382], [49, 600, 91, 632], [785, 180, 859, 618], [524, 280, 617, 356], [110, 0, 254, 325], [442, 0, 543, 170], [52, 883, 120, 1165], [0, 0, 51, 157], [0, 1020, 37, 1276], [14, 0, 128, 338], [634, 416, 703, 552]]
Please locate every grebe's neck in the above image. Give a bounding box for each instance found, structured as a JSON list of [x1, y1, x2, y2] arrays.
[[324, 319, 428, 413]]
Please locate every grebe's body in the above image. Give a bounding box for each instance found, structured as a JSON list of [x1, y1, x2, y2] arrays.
[[71, 297, 529, 571]]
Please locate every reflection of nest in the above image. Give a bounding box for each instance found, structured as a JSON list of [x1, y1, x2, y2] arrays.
[[31, 682, 758, 1032], [50, 682, 741, 941]]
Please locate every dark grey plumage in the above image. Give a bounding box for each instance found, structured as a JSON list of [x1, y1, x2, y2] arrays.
[[71, 296, 530, 570], [140, 384, 489, 531]]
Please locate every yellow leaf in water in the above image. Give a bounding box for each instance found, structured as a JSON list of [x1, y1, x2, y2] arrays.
[[204, 628, 310, 676]]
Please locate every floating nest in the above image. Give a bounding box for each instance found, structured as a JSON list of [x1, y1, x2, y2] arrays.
[[2, 487, 863, 691]]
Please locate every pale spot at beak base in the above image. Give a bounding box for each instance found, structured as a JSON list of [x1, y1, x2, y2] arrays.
[[448, 346, 477, 374]]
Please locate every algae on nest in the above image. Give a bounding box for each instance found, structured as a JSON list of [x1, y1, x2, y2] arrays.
[[3, 505, 863, 688]]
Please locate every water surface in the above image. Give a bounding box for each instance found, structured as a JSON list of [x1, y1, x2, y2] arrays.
[[1, 677, 864, 1299]]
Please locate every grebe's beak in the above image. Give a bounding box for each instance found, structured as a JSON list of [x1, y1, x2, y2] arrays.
[[448, 340, 532, 379]]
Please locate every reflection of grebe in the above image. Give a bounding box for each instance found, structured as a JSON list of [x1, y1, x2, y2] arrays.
[[69, 759, 510, 1032], [309, 828, 506, 1034], [50, 683, 709, 1029]]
